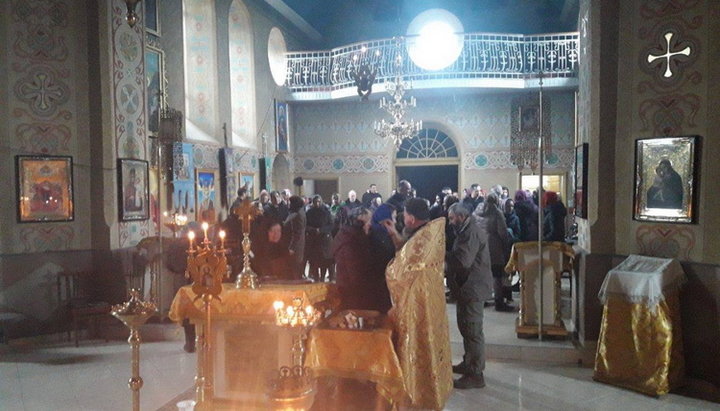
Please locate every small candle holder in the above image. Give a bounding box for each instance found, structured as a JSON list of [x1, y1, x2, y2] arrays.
[[268, 298, 321, 409], [163, 211, 188, 238]]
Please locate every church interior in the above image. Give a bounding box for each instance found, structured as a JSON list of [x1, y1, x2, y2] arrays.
[[1, 0, 720, 409]]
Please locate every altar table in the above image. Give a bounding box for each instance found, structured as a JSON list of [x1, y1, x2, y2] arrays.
[[306, 315, 408, 406], [169, 282, 336, 405], [593, 255, 686, 396]]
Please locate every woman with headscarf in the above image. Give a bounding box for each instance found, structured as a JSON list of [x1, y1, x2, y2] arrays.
[[514, 190, 539, 242], [543, 191, 567, 242], [251, 218, 294, 281]]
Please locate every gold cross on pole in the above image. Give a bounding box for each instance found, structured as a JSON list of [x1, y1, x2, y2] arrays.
[[233, 198, 261, 234]]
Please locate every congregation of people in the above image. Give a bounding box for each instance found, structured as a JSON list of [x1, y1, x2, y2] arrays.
[[202, 179, 569, 405]]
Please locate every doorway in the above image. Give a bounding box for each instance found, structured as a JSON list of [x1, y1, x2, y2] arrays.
[[396, 165, 458, 200]]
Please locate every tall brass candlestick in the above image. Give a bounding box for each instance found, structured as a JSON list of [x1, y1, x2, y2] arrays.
[[234, 198, 261, 289], [185, 230, 228, 411], [111, 289, 157, 411]]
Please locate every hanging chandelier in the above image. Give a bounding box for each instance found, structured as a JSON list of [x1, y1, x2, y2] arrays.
[[373, 37, 422, 149]]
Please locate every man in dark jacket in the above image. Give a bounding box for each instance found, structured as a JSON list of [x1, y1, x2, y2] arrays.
[[445, 203, 494, 389]]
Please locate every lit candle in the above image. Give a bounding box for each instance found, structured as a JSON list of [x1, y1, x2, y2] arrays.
[[188, 230, 195, 250], [218, 230, 226, 249], [201, 222, 209, 241]]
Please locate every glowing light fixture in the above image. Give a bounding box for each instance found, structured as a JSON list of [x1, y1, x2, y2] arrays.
[[406, 9, 464, 71]]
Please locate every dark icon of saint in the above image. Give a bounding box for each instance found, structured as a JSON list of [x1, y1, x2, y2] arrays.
[[124, 168, 144, 212], [647, 158, 683, 209]]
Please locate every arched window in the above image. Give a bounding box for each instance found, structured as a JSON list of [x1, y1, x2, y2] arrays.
[[228, 0, 256, 148], [396, 128, 458, 159], [183, 0, 220, 142]]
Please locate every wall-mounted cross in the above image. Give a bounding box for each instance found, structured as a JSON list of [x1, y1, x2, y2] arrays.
[[647, 31, 691, 78]]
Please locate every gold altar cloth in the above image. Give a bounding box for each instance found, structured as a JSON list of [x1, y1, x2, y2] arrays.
[[593, 291, 685, 396], [168, 283, 335, 322], [386, 218, 453, 410], [306, 317, 408, 405]]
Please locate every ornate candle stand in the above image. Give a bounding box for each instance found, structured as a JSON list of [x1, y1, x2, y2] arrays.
[[185, 225, 228, 411], [111, 289, 157, 411], [268, 297, 322, 409], [233, 198, 262, 289]]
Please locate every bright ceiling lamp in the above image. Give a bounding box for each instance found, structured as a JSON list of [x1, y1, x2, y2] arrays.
[[406, 9, 464, 71]]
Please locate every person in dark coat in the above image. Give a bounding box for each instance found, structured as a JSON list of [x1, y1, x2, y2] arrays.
[[361, 184, 382, 208], [342, 190, 363, 210], [514, 190, 539, 241], [333, 207, 385, 311], [503, 199, 521, 243], [542, 191, 567, 242], [477, 194, 513, 311], [445, 203, 494, 389], [284, 195, 306, 279], [365, 204, 396, 313], [264, 191, 289, 222], [305, 195, 334, 282]]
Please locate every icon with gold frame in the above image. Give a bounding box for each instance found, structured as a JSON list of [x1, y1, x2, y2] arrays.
[[633, 136, 699, 223]]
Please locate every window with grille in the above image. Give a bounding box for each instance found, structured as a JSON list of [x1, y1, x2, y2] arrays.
[[396, 129, 458, 159]]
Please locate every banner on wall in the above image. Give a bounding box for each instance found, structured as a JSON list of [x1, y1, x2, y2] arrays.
[[172, 142, 195, 216], [221, 147, 236, 207]]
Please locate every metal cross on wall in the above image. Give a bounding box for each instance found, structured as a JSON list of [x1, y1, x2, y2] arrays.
[[647, 31, 691, 78]]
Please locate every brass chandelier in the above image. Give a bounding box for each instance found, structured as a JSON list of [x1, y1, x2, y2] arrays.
[[373, 37, 422, 149]]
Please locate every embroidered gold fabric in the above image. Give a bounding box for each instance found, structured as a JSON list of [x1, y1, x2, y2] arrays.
[[306, 316, 408, 405], [168, 283, 335, 322], [593, 291, 685, 396], [385, 218, 453, 410]]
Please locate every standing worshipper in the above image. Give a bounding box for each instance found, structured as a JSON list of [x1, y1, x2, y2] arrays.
[[361, 183, 382, 207], [382, 198, 453, 409], [284, 195, 307, 279], [542, 191, 567, 242], [514, 190, 539, 241], [305, 195, 334, 282], [265, 191, 289, 222], [342, 190, 362, 209], [332, 207, 378, 309], [478, 194, 514, 311], [251, 219, 293, 280], [445, 203, 494, 389], [365, 203, 396, 313], [386, 179, 412, 233], [504, 199, 521, 243]]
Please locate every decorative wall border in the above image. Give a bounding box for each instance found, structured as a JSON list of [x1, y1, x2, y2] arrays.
[[294, 154, 390, 174], [463, 147, 574, 170]]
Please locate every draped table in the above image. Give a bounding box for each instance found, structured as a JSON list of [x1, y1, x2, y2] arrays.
[[306, 314, 408, 407], [169, 282, 336, 405], [593, 255, 686, 396]]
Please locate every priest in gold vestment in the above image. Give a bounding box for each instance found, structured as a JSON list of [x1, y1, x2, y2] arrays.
[[384, 198, 454, 410]]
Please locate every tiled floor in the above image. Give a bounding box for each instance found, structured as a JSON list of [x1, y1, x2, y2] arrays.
[[0, 305, 716, 411]]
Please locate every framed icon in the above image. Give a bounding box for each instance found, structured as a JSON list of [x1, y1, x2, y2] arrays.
[[118, 158, 150, 221], [633, 136, 699, 223], [275, 100, 289, 153], [16, 155, 74, 223]]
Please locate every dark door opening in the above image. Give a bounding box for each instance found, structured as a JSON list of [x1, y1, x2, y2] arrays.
[[395, 165, 458, 201]]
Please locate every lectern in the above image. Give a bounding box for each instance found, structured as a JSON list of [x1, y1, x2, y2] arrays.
[[505, 241, 574, 338]]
